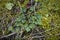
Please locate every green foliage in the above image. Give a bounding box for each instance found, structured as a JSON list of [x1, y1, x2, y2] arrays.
[[14, 12, 42, 32]]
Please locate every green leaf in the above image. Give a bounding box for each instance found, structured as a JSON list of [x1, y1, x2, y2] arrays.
[[21, 7, 26, 13], [24, 23, 28, 28], [29, 24, 35, 29], [25, 27, 31, 32], [30, 6, 34, 12], [21, 20, 26, 23], [5, 3, 14, 10], [8, 26, 13, 31], [15, 28, 20, 33]]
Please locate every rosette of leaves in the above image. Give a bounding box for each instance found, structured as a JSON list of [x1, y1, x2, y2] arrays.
[[8, 5, 42, 33]]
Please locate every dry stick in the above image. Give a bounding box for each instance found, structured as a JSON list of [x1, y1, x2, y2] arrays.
[[44, 32, 60, 38], [32, 26, 60, 39], [22, 26, 51, 39], [32, 35, 45, 38], [43, 26, 60, 34], [35, 24, 60, 35], [39, 26, 60, 38], [45, 27, 60, 37], [31, 24, 60, 38], [28, 28, 35, 40], [0, 32, 16, 39], [0, 1, 22, 39], [19, 28, 24, 38], [0, 1, 24, 39]]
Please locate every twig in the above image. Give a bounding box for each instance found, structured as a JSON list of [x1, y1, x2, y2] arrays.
[[0, 32, 16, 39], [39, 25, 60, 34], [32, 35, 45, 38]]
